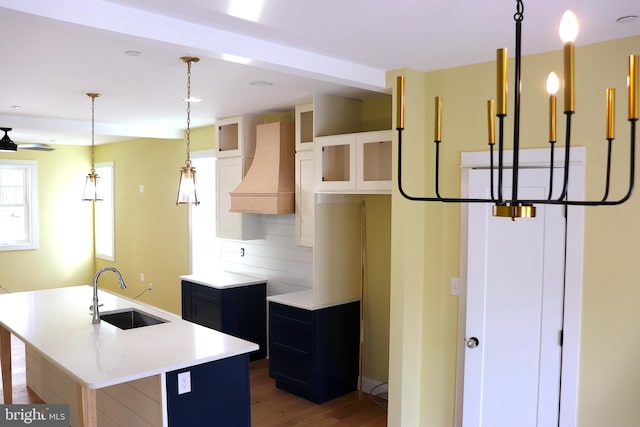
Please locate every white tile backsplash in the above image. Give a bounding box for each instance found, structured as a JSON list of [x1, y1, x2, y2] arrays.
[[220, 214, 313, 296]]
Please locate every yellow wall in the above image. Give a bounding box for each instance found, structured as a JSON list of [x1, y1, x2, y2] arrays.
[[387, 35, 640, 426], [93, 130, 215, 314], [362, 194, 391, 385], [0, 146, 94, 292]]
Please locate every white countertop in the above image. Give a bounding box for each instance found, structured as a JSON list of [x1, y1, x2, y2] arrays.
[[180, 271, 266, 289], [0, 285, 258, 389], [267, 289, 315, 309], [267, 290, 361, 310]]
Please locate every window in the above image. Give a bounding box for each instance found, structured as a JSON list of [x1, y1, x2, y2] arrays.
[[0, 159, 38, 251], [95, 162, 114, 260]]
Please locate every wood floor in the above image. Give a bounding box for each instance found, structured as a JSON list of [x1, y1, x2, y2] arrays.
[[1, 335, 388, 426]]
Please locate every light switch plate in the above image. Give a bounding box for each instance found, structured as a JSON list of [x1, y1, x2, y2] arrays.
[[450, 277, 460, 296], [178, 371, 191, 394]]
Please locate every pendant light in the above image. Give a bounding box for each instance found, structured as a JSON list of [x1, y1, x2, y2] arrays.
[[176, 56, 200, 205], [82, 93, 103, 201]]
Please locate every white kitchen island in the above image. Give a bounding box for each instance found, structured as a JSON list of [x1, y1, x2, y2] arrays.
[[0, 285, 258, 427]]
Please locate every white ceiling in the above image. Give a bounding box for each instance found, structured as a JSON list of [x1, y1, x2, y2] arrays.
[[1, 0, 639, 146]]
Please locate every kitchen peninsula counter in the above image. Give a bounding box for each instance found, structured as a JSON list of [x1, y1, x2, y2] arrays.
[[0, 285, 258, 427]]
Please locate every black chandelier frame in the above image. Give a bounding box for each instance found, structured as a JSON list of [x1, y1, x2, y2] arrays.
[[396, 0, 638, 218]]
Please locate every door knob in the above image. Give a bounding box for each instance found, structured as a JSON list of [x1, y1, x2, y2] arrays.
[[466, 337, 479, 349]]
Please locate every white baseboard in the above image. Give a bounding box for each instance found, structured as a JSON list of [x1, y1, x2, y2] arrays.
[[360, 376, 388, 400]]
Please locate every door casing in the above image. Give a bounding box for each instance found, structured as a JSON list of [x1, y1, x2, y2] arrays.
[[455, 147, 585, 427]]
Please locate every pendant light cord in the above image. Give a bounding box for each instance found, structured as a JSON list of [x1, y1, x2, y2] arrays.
[[185, 59, 192, 168], [88, 93, 100, 174]]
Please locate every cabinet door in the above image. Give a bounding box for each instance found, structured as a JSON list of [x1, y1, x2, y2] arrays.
[[295, 103, 314, 152], [356, 130, 392, 192], [295, 151, 315, 247], [190, 284, 222, 330], [314, 134, 356, 192], [215, 157, 264, 240], [215, 115, 262, 159]]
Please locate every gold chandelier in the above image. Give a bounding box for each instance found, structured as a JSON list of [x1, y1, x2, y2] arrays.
[[82, 93, 103, 202], [176, 56, 200, 206], [396, 1, 639, 219]]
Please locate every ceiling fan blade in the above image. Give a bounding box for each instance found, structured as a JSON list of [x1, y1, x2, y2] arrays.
[[17, 143, 55, 151]]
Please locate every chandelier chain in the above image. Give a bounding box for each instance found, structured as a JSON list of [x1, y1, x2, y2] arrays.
[[514, 0, 524, 23]]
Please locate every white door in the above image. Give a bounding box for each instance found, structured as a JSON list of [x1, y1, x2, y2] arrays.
[[462, 167, 565, 427]]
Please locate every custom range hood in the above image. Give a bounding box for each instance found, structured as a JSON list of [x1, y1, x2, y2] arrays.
[[230, 121, 295, 214]]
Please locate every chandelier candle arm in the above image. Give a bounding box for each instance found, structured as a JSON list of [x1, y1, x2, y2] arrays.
[[397, 75, 405, 129], [487, 99, 497, 201], [549, 96, 557, 142], [434, 96, 442, 142], [560, 10, 578, 113], [497, 48, 508, 116], [630, 54, 638, 120], [606, 88, 615, 140], [487, 100, 495, 145], [546, 72, 560, 143], [546, 73, 559, 199]]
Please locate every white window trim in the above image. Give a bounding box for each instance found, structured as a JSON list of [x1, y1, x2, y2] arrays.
[[0, 159, 38, 251]]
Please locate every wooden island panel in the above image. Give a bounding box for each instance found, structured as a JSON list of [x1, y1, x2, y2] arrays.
[[27, 345, 163, 427]]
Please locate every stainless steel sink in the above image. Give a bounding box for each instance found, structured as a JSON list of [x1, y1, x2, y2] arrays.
[[100, 308, 167, 330]]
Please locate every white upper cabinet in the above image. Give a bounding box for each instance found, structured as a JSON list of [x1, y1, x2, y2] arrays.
[[215, 157, 264, 240], [295, 150, 315, 247], [355, 130, 392, 192], [295, 103, 314, 152], [214, 114, 265, 240], [215, 115, 263, 159], [314, 130, 392, 194], [311, 93, 392, 194]]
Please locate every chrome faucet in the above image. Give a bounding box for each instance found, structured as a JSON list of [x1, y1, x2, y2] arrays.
[[92, 267, 127, 324]]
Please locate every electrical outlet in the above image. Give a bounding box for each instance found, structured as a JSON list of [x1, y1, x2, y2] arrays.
[[148, 283, 153, 291], [178, 371, 191, 394]]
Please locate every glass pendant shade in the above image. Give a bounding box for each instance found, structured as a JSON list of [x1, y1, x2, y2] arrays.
[[176, 166, 199, 205], [82, 173, 103, 201]]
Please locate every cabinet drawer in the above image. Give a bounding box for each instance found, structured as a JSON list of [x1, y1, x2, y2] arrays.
[[269, 343, 312, 386], [269, 302, 312, 324], [192, 284, 221, 302], [269, 316, 311, 351]]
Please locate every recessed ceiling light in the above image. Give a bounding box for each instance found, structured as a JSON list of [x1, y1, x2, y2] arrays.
[[250, 80, 273, 86], [11, 105, 22, 110], [125, 50, 141, 56], [616, 15, 640, 24]]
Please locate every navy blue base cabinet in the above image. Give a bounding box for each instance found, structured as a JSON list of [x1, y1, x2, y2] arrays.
[[166, 354, 251, 426], [182, 280, 267, 361], [268, 300, 360, 403]]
